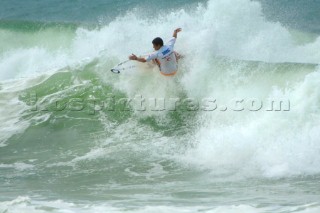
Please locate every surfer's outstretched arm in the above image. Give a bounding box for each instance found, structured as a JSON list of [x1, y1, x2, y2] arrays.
[[129, 54, 146, 63], [173, 28, 182, 38]]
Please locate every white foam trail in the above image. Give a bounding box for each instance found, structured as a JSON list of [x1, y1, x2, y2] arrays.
[[0, 162, 34, 171], [1, 197, 319, 213]]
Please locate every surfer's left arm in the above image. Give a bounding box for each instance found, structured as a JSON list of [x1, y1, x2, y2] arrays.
[[129, 54, 146, 63]]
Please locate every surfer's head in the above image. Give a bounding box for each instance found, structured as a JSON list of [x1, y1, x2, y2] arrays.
[[152, 37, 163, 50]]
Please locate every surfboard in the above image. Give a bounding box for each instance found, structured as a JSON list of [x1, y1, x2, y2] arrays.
[[110, 53, 156, 74], [110, 60, 135, 74]]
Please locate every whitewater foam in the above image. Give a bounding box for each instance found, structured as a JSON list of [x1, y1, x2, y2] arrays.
[[1, 196, 320, 213]]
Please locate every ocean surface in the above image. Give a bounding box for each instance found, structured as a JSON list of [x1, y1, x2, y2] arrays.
[[1, 0, 320, 212]]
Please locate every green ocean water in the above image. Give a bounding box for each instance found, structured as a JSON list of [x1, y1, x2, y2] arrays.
[[1, 0, 320, 212]]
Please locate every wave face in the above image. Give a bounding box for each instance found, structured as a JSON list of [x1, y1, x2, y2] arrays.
[[1, 0, 320, 212]]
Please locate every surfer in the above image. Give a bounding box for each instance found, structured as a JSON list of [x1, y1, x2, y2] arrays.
[[129, 28, 182, 76]]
